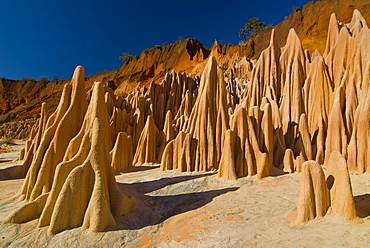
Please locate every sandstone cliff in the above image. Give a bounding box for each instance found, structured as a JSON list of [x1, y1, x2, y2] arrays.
[[249, 0, 370, 57]]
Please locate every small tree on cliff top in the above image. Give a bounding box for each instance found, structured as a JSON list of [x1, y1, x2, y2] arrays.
[[119, 52, 132, 64], [38, 76, 48, 81], [238, 17, 268, 40]]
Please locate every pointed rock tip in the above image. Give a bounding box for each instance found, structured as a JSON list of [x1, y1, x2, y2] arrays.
[[328, 151, 346, 167], [146, 115, 156, 128], [353, 9, 362, 18], [349, 9, 368, 28], [269, 29, 276, 44], [72, 65, 85, 77], [208, 55, 217, 65], [70, 65, 86, 89], [288, 28, 298, 39], [329, 13, 338, 22]]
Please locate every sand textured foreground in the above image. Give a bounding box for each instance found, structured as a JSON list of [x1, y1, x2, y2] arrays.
[[0, 158, 369, 247]]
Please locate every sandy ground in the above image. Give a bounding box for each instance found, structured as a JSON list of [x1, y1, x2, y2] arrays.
[[0, 143, 369, 248], [0, 139, 24, 170]]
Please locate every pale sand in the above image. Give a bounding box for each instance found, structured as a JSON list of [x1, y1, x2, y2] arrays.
[[0, 145, 369, 247]]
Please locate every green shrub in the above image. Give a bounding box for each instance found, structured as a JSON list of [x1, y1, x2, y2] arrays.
[[38, 76, 48, 81], [238, 17, 269, 40], [23, 77, 36, 81], [119, 52, 132, 64]]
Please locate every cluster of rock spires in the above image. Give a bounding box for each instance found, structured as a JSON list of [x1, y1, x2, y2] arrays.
[[162, 9, 370, 178], [0, 118, 37, 139], [3, 9, 370, 232], [6, 67, 135, 234]]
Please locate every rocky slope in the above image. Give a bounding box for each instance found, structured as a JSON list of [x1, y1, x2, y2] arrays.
[[0, 39, 253, 129], [114, 38, 255, 95], [0, 71, 115, 123]]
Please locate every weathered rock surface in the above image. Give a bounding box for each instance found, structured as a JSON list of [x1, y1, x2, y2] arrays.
[[4, 66, 135, 234], [292, 152, 357, 225], [134, 9, 370, 184]]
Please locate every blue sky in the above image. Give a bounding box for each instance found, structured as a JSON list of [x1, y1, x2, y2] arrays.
[[0, 0, 310, 80]]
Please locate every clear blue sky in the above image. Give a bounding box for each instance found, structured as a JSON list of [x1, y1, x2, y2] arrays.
[[0, 0, 310, 80]]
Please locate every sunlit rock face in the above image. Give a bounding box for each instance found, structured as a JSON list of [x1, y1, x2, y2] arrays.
[[5, 67, 135, 234], [162, 9, 370, 178]]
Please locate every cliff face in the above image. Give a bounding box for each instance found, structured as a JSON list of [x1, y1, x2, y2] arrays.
[[0, 79, 66, 121], [250, 0, 370, 57], [114, 38, 209, 94], [0, 72, 115, 123], [114, 38, 254, 95]]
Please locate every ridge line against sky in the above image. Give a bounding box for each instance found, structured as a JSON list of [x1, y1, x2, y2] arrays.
[[0, 0, 310, 80]]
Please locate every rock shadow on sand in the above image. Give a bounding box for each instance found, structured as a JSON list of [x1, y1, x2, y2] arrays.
[[354, 194, 370, 218], [113, 173, 238, 230], [117, 165, 160, 174], [117, 172, 217, 194]]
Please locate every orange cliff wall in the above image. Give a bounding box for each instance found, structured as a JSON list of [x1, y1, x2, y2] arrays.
[[0, 78, 67, 121], [250, 0, 370, 57], [0, 73, 110, 122], [114, 38, 255, 95], [114, 38, 209, 95]]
